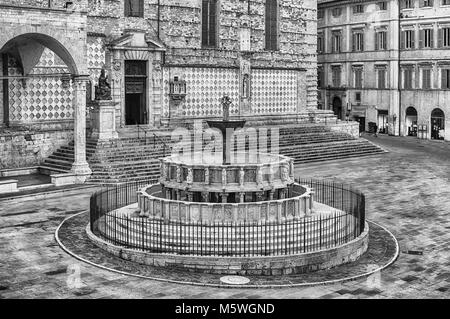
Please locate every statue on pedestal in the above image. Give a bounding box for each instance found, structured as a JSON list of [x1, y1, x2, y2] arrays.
[[95, 68, 112, 100]]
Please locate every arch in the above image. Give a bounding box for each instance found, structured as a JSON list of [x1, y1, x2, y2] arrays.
[[332, 96, 343, 120], [405, 106, 418, 136], [0, 33, 79, 75], [406, 106, 417, 116], [431, 108, 445, 140]]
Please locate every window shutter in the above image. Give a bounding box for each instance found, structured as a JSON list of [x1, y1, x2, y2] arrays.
[[430, 29, 434, 47], [352, 33, 356, 51], [361, 34, 364, 51], [442, 69, 447, 88], [438, 28, 443, 47], [375, 33, 379, 50], [419, 0, 424, 7], [401, 31, 405, 49], [419, 29, 424, 48], [411, 31, 415, 48]]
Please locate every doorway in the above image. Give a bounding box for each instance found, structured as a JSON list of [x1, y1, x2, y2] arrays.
[[431, 108, 445, 140], [378, 110, 388, 134], [354, 116, 366, 133], [405, 106, 418, 137], [332, 96, 343, 120], [125, 60, 147, 125]]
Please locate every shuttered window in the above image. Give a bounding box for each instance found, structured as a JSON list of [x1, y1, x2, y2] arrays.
[[375, 31, 387, 50], [352, 30, 364, 51], [265, 0, 279, 50], [441, 69, 450, 89], [403, 68, 414, 89], [377, 68, 387, 89], [422, 68, 432, 89], [401, 30, 415, 49], [125, 0, 144, 18], [419, 29, 434, 48], [202, 0, 218, 47]]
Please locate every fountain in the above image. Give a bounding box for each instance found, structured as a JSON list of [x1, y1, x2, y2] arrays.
[[87, 96, 370, 276]]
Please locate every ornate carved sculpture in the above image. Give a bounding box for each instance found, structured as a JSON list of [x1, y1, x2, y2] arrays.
[[95, 68, 112, 100], [239, 168, 245, 187], [256, 166, 263, 186], [186, 168, 193, 185], [281, 164, 289, 182], [176, 165, 181, 183], [222, 168, 227, 186], [204, 168, 210, 185]]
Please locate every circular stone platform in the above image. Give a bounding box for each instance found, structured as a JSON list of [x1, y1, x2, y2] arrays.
[[56, 211, 399, 288]]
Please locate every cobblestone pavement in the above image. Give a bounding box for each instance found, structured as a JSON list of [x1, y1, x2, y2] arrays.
[[0, 135, 449, 299]]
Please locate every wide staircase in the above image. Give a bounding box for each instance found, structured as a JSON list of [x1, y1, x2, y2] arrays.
[[41, 124, 385, 184]]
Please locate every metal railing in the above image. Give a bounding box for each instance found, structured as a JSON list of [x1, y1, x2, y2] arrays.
[[90, 179, 366, 257]]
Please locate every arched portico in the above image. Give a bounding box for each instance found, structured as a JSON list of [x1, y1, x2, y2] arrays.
[[0, 29, 91, 178]]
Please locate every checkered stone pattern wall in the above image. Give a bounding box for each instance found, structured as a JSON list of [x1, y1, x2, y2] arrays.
[[182, 67, 240, 118], [87, 36, 106, 84], [251, 69, 298, 115], [8, 66, 73, 123]]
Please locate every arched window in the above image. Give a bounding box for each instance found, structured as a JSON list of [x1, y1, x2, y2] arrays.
[[202, 0, 218, 47], [265, 0, 279, 50]]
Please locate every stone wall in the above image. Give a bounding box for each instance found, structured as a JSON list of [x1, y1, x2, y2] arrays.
[[0, 129, 73, 169], [329, 121, 360, 139]]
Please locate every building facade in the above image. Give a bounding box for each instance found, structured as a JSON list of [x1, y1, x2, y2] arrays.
[[0, 0, 321, 173], [318, 0, 450, 141]]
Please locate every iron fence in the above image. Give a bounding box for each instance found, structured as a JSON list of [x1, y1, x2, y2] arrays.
[[90, 179, 366, 257]]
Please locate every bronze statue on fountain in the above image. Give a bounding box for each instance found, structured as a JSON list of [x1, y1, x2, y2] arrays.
[[207, 95, 246, 165]]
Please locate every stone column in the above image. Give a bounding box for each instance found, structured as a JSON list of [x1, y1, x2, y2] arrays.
[[71, 76, 92, 177], [239, 192, 245, 203]]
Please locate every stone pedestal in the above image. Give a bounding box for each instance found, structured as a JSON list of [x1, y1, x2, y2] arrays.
[[90, 100, 119, 140]]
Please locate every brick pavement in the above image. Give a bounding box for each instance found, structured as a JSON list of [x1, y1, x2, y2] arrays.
[[0, 135, 449, 298]]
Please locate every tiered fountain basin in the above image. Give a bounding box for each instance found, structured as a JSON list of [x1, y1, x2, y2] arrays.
[[137, 183, 313, 223], [159, 153, 296, 205]]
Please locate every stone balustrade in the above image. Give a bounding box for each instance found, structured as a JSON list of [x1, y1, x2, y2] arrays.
[[138, 183, 314, 223]]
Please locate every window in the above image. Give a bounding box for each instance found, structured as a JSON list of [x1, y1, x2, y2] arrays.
[[420, 0, 433, 7], [375, 31, 387, 50], [318, 33, 324, 53], [355, 92, 361, 102], [265, 0, 279, 50], [422, 68, 432, 89], [332, 8, 342, 17], [377, 1, 387, 10], [420, 29, 434, 48], [353, 67, 363, 88], [377, 67, 387, 89], [401, 0, 414, 9], [352, 30, 364, 52], [403, 67, 414, 89], [332, 31, 342, 53], [202, 0, 218, 47], [353, 5, 364, 13], [402, 30, 415, 49], [332, 66, 341, 87], [441, 68, 450, 89], [444, 0, 450, 6], [439, 27, 450, 47], [125, 0, 144, 17]]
